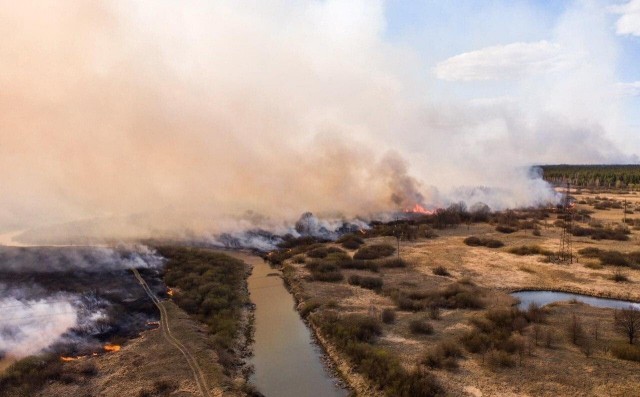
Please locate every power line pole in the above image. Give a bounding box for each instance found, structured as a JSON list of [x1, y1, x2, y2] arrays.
[[394, 216, 401, 259], [558, 182, 573, 264]]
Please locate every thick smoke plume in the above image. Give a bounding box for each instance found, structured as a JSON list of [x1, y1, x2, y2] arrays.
[[5, 1, 625, 242], [0, 293, 79, 358]]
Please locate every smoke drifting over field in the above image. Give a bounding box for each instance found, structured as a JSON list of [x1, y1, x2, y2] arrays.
[[3, 1, 629, 241], [0, 246, 164, 359]]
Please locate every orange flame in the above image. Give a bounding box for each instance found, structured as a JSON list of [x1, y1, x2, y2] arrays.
[[167, 288, 174, 297], [60, 356, 85, 362], [103, 344, 121, 352], [404, 204, 433, 215]]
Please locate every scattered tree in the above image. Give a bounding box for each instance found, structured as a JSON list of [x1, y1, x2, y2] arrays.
[[614, 307, 640, 345]]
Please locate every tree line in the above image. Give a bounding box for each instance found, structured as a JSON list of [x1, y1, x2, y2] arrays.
[[539, 164, 640, 189]]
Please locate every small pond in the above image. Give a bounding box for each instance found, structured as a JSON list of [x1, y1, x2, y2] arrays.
[[512, 290, 640, 311]]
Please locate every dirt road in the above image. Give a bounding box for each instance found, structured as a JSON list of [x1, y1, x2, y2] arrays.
[[131, 268, 211, 397]]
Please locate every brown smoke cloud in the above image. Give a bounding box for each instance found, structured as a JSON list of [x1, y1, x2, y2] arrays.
[[0, 1, 572, 241], [0, 1, 436, 239]]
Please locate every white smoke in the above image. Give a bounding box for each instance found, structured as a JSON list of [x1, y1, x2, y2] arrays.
[[0, 294, 78, 358], [0, 245, 164, 273]]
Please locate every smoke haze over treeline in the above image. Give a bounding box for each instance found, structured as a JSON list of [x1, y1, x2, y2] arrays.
[[1, 1, 635, 241]]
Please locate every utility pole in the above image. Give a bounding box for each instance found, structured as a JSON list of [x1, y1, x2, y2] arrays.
[[558, 182, 573, 264], [624, 199, 628, 224], [394, 216, 401, 259]]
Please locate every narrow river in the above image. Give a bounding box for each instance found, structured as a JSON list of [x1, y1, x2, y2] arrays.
[[227, 252, 348, 397]]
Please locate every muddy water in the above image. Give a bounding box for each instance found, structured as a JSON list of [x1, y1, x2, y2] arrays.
[[512, 290, 640, 310], [228, 252, 348, 397]]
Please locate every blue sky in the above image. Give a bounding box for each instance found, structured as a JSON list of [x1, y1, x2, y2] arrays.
[[383, 0, 640, 133]]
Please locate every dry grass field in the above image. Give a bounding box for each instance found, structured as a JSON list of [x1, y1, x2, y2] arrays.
[[280, 189, 640, 397]]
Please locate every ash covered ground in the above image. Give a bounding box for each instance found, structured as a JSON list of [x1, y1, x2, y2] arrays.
[[0, 246, 166, 360]]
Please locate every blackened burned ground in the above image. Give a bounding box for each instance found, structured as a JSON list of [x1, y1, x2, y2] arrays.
[[0, 259, 165, 355]]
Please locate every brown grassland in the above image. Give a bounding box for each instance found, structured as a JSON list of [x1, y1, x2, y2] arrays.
[[279, 189, 640, 397]]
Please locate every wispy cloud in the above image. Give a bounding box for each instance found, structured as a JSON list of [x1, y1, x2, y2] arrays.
[[611, 0, 640, 36], [617, 81, 640, 96], [434, 41, 573, 81]]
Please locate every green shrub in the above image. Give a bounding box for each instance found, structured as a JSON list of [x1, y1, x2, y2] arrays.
[[338, 259, 379, 272], [599, 251, 630, 267], [496, 225, 517, 234], [307, 247, 329, 258], [312, 270, 344, 282], [300, 299, 323, 318], [460, 331, 491, 353], [508, 245, 553, 256], [432, 266, 450, 277], [409, 319, 434, 335], [159, 247, 246, 351], [395, 283, 484, 311], [397, 296, 426, 312], [577, 248, 639, 268], [463, 236, 504, 248], [338, 234, 365, 250], [382, 308, 396, 324], [349, 275, 384, 290], [577, 247, 602, 258], [354, 243, 396, 260], [611, 269, 629, 282], [463, 236, 481, 246], [379, 258, 407, 268], [421, 340, 463, 370], [487, 350, 516, 368], [306, 261, 344, 282], [313, 312, 442, 397]]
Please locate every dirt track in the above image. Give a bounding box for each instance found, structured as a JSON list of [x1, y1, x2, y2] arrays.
[[131, 268, 212, 397]]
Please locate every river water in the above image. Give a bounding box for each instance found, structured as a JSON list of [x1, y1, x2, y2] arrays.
[[227, 252, 348, 397], [512, 290, 640, 310]]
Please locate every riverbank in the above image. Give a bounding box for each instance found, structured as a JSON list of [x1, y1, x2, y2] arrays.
[[227, 251, 349, 397], [281, 261, 380, 397]]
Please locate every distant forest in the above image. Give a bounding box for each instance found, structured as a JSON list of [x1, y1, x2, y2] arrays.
[[539, 164, 640, 188]]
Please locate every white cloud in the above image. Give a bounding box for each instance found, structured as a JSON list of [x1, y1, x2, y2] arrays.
[[617, 81, 640, 96], [611, 0, 640, 36], [434, 41, 572, 81]]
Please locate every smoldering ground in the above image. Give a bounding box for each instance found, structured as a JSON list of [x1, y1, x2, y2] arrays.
[[0, 246, 165, 359]]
